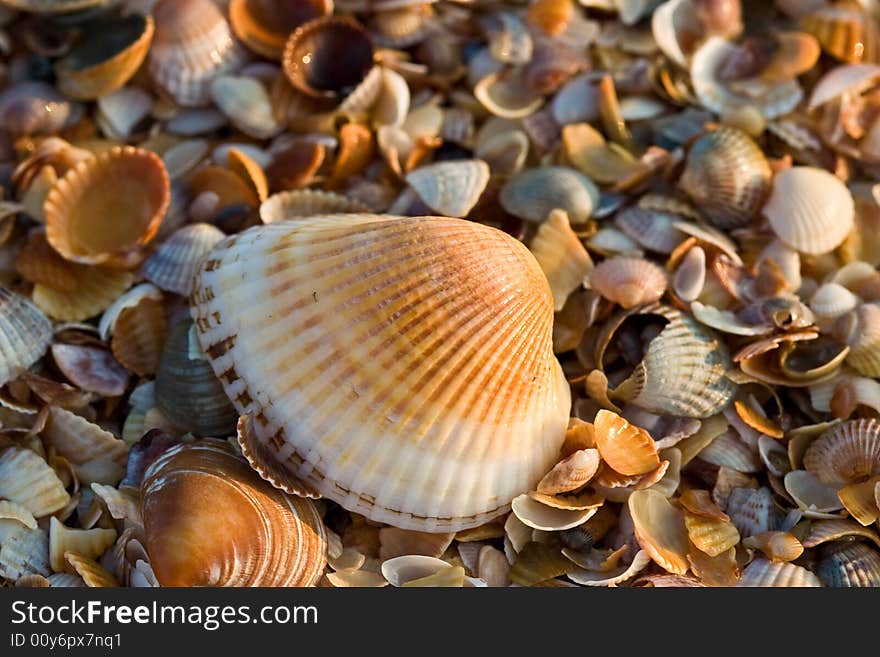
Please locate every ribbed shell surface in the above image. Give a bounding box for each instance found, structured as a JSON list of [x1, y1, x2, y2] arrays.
[[190, 214, 571, 531], [0, 287, 53, 387]]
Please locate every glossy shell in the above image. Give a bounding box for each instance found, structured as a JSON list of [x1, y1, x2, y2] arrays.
[[230, 0, 333, 60]]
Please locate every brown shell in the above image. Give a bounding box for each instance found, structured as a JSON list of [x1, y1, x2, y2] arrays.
[[230, 0, 333, 60]]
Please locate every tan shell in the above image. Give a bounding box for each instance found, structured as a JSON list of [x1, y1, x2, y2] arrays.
[[803, 418, 880, 486], [801, 1, 879, 64], [500, 166, 599, 224], [510, 494, 596, 531], [593, 409, 660, 476], [405, 160, 490, 218], [679, 127, 771, 229], [111, 297, 167, 377], [763, 167, 855, 255], [0, 286, 52, 387], [44, 146, 170, 269], [141, 439, 327, 586], [629, 489, 690, 575], [737, 558, 822, 587], [589, 257, 667, 309], [49, 517, 116, 573], [142, 223, 226, 296], [530, 209, 593, 311], [43, 406, 128, 485], [0, 447, 70, 518], [53, 14, 154, 101], [842, 303, 880, 376], [33, 266, 134, 323], [149, 0, 248, 107], [260, 190, 370, 223], [230, 0, 333, 60], [190, 215, 570, 531]]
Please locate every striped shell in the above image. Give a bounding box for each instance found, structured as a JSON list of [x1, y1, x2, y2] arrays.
[[141, 439, 327, 586], [0, 287, 52, 387], [142, 223, 226, 296], [259, 190, 369, 223], [801, 2, 879, 64], [842, 303, 880, 376], [589, 257, 667, 309], [148, 0, 248, 107], [405, 160, 490, 218], [679, 127, 772, 229], [190, 214, 570, 531], [817, 541, 880, 587], [803, 418, 880, 485], [763, 167, 855, 255]]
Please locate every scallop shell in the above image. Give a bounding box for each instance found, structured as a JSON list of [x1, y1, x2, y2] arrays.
[[614, 206, 684, 255], [141, 439, 327, 586], [679, 127, 771, 229], [111, 297, 167, 377], [530, 209, 593, 311], [260, 190, 369, 223], [737, 558, 822, 587], [726, 486, 778, 536], [0, 286, 52, 388], [210, 75, 282, 140], [589, 257, 667, 309], [44, 146, 170, 269], [43, 406, 128, 486], [763, 167, 855, 255], [190, 215, 570, 532], [0, 447, 70, 518], [842, 303, 880, 376], [500, 166, 599, 224], [155, 320, 238, 436], [230, 0, 333, 60], [810, 283, 860, 319], [608, 304, 737, 418], [801, 2, 879, 64], [803, 518, 880, 549], [142, 223, 226, 297], [803, 418, 880, 485], [817, 541, 880, 587], [53, 13, 154, 101], [149, 0, 248, 107], [405, 160, 489, 218], [593, 409, 660, 477], [536, 449, 600, 495]]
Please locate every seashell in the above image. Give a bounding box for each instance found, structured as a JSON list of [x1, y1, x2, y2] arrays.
[[500, 166, 598, 225], [509, 541, 577, 586], [841, 303, 880, 376], [685, 511, 740, 557], [33, 266, 134, 324], [593, 409, 660, 477], [818, 541, 880, 587], [405, 159, 489, 218], [831, 376, 880, 418], [742, 531, 804, 562], [810, 283, 860, 319], [0, 82, 82, 137], [371, 5, 432, 49], [149, 0, 248, 107], [589, 257, 667, 309], [726, 486, 778, 536], [155, 320, 237, 436], [629, 489, 689, 575], [679, 127, 771, 229], [381, 555, 456, 587], [536, 449, 600, 495], [190, 215, 570, 531], [142, 439, 327, 586], [551, 73, 599, 126], [651, 0, 703, 68], [473, 129, 529, 177], [803, 418, 880, 486], [43, 406, 128, 485], [567, 549, 651, 587], [378, 528, 454, 562], [759, 435, 791, 478], [111, 297, 167, 378], [807, 63, 880, 111], [210, 75, 282, 140], [527, 0, 575, 37], [838, 475, 880, 525], [483, 12, 532, 65], [614, 206, 684, 255], [265, 140, 326, 192], [326, 567, 388, 587], [229, 0, 333, 60], [48, 518, 116, 574], [327, 122, 375, 189], [65, 553, 118, 587], [190, 165, 260, 212], [803, 518, 880, 549], [0, 501, 37, 530], [0, 525, 49, 580], [698, 430, 761, 472], [562, 123, 644, 185], [784, 469, 843, 513], [0, 286, 52, 388], [801, 1, 878, 64], [530, 209, 593, 311], [44, 146, 170, 269], [474, 69, 544, 120], [282, 16, 374, 101], [372, 67, 410, 128], [738, 558, 822, 587], [53, 13, 154, 101], [763, 166, 855, 255], [142, 223, 226, 297], [96, 87, 154, 140], [0, 447, 70, 518], [51, 344, 127, 397], [161, 140, 209, 182], [510, 494, 595, 532], [260, 190, 369, 223], [165, 109, 228, 136], [673, 246, 706, 303], [691, 36, 803, 120]]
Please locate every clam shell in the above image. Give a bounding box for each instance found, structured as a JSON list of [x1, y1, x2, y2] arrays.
[[530, 208, 593, 311], [818, 541, 880, 587], [53, 13, 154, 101], [0, 81, 82, 136], [373, 67, 410, 128], [260, 190, 369, 223], [230, 0, 333, 60], [474, 128, 529, 177], [609, 304, 737, 418], [0, 501, 37, 530], [43, 406, 128, 486], [378, 527, 454, 562], [807, 63, 880, 111], [141, 439, 327, 586], [673, 245, 706, 303], [803, 418, 880, 485], [0, 447, 70, 518], [810, 283, 859, 319], [803, 518, 880, 549], [142, 223, 226, 296], [562, 122, 643, 185], [737, 558, 822, 587], [726, 486, 778, 536], [381, 555, 455, 587], [743, 531, 804, 562], [763, 166, 855, 255], [614, 206, 685, 255], [685, 512, 740, 557], [500, 166, 599, 224], [589, 256, 667, 309], [593, 409, 660, 476], [536, 448, 600, 495], [211, 75, 282, 140], [0, 286, 52, 388], [155, 320, 237, 436], [629, 489, 689, 575], [405, 160, 489, 218], [44, 146, 170, 269], [698, 430, 761, 472], [679, 127, 771, 229], [831, 376, 880, 418], [474, 70, 544, 119], [15, 230, 78, 294], [65, 553, 118, 587], [509, 541, 576, 586], [96, 87, 154, 140], [784, 469, 843, 513], [551, 73, 599, 126], [510, 494, 596, 531], [190, 215, 570, 532], [51, 343, 128, 397], [48, 517, 116, 574], [838, 476, 880, 525], [149, 0, 248, 107]]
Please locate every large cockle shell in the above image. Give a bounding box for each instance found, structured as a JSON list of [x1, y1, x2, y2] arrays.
[[190, 215, 571, 531], [0, 287, 52, 387], [801, 1, 879, 64], [44, 146, 170, 269], [141, 440, 327, 586], [149, 0, 248, 107], [679, 127, 771, 229], [763, 167, 855, 255]]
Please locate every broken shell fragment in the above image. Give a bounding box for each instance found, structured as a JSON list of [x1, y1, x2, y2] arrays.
[[629, 489, 690, 575], [530, 209, 593, 311], [0, 447, 70, 517], [0, 287, 52, 387]]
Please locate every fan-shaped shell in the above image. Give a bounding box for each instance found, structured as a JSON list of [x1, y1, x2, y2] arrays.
[[230, 0, 333, 60], [842, 303, 880, 376], [803, 418, 880, 485], [141, 439, 327, 586], [500, 166, 599, 224], [149, 0, 248, 107], [0, 287, 52, 387], [190, 215, 570, 532], [737, 558, 822, 587], [405, 160, 489, 218], [679, 127, 771, 229], [589, 257, 667, 309], [260, 190, 369, 223], [210, 75, 282, 140], [143, 224, 226, 297], [801, 1, 879, 64], [44, 146, 170, 269], [762, 166, 854, 255]]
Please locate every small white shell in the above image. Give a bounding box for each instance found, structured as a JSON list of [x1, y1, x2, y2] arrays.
[[738, 558, 822, 587], [142, 223, 226, 296], [673, 246, 706, 303], [510, 494, 596, 531], [210, 76, 282, 140], [373, 67, 410, 127], [405, 160, 490, 218], [0, 287, 53, 387], [810, 283, 860, 319], [96, 87, 153, 139]]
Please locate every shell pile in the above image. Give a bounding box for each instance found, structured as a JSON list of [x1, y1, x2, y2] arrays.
[[2, 0, 880, 589]]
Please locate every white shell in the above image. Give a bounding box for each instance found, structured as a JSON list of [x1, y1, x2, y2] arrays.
[[0, 287, 52, 387], [210, 75, 282, 139], [405, 160, 490, 218]]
